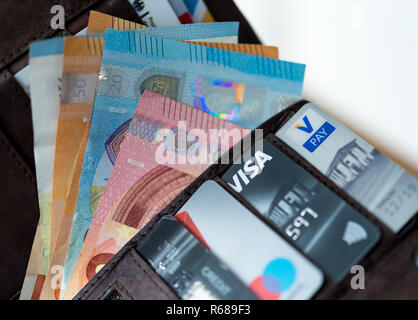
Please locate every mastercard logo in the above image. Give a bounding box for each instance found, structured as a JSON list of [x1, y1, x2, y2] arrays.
[[249, 258, 297, 300]]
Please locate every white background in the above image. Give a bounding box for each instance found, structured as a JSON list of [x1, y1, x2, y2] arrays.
[[235, 0, 418, 177]]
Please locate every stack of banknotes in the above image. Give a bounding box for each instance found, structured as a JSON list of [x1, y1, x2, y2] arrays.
[[20, 7, 308, 300]]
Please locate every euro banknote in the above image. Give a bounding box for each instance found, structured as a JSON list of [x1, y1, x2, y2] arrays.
[[28, 38, 64, 273], [61, 25, 250, 298], [64, 91, 250, 298], [97, 29, 302, 129], [21, 32, 93, 300]]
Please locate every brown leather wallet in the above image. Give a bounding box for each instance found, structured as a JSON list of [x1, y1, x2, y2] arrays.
[[74, 100, 418, 300], [0, 0, 259, 300]]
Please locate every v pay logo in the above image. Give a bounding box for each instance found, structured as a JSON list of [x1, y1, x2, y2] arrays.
[[287, 109, 336, 153]]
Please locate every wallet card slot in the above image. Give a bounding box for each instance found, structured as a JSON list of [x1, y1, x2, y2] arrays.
[[135, 216, 257, 300]]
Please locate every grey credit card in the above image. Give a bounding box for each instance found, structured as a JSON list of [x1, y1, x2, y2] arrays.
[[222, 140, 381, 282], [275, 103, 418, 233], [136, 216, 256, 300]]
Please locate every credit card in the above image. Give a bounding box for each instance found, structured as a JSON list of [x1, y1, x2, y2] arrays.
[[168, 0, 194, 23], [276, 103, 418, 233], [222, 140, 381, 282], [136, 216, 256, 300], [183, 0, 214, 23], [176, 181, 324, 300]]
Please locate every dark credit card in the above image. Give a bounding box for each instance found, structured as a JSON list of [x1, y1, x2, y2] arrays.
[[136, 216, 256, 300], [222, 140, 381, 282]]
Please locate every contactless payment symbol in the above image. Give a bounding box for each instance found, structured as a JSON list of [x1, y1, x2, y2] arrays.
[[249, 258, 296, 300], [342, 221, 368, 245], [287, 109, 336, 153]]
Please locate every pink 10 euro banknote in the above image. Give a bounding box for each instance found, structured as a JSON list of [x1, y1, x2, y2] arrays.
[[64, 90, 251, 298]]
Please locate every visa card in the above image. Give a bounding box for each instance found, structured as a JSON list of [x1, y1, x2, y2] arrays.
[[222, 140, 381, 282], [276, 103, 418, 233], [136, 216, 256, 300], [175, 180, 324, 300]]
